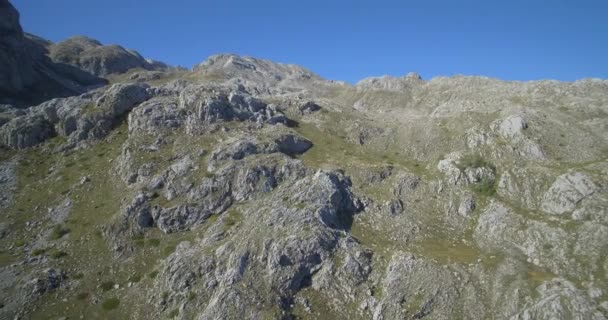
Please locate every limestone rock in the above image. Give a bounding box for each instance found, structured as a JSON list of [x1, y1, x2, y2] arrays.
[[541, 172, 599, 215]]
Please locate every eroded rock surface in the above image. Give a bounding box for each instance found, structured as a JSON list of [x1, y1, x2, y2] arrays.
[[1, 4, 608, 319]]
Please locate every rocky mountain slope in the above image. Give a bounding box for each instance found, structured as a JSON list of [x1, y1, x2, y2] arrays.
[[0, 0, 107, 108], [1, 1, 607, 319]]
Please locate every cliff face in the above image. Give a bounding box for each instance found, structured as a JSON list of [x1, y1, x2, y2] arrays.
[[1, 2, 608, 320], [0, 0, 108, 107]]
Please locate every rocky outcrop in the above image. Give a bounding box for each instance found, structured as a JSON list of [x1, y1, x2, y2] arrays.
[[192, 54, 329, 95], [0, 83, 152, 149], [150, 168, 361, 318], [178, 86, 289, 134], [513, 279, 605, 320], [541, 171, 599, 215], [0, 158, 16, 211], [2, 4, 608, 318], [355, 72, 424, 92], [372, 253, 467, 319], [28, 268, 66, 295]]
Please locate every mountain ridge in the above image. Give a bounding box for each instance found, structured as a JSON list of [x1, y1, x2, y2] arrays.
[[1, 1, 608, 320]]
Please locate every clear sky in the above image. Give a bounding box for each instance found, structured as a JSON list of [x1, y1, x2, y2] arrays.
[[11, 0, 608, 83]]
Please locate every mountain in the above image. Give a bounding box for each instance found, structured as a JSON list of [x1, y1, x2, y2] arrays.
[[0, 0, 106, 107], [1, 2, 607, 320], [49, 35, 169, 77]]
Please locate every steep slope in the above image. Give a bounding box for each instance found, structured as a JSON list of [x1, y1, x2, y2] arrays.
[[0, 4, 607, 319], [0, 0, 107, 107]]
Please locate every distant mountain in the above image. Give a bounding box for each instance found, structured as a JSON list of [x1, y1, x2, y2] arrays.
[[0, 0, 106, 107], [0, 0, 170, 107], [49, 35, 168, 77]]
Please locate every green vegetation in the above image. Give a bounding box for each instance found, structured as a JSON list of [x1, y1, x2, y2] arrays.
[[456, 153, 496, 172], [49, 249, 67, 259], [49, 225, 70, 240], [147, 238, 161, 247], [471, 177, 497, 197], [188, 291, 197, 301], [75, 292, 89, 300], [14, 240, 26, 247], [168, 309, 179, 318], [0, 251, 16, 267], [32, 248, 46, 256], [148, 270, 159, 279], [101, 297, 120, 311], [223, 209, 243, 230], [163, 244, 177, 257], [100, 281, 115, 291], [128, 274, 142, 283]]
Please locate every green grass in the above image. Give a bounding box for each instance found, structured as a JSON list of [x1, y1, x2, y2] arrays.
[[148, 270, 159, 279], [168, 309, 179, 318], [223, 209, 243, 230], [0, 251, 16, 267], [188, 291, 197, 301], [14, 240, 26, 247], [128, 274, 142, 283], [100, 281, 115, 291], [32, 248, 46, 256], [471, 177, 497, 197], [49, 249, 67, 259], [49, 225, 70, 240], [163, 244, 177, 257], [147, 238, 161, 247], [101, 297, 120, 311], [76, 292, 89, 300], [456, 153, 496, 172]]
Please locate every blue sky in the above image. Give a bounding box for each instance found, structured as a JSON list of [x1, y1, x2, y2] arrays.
[[11, 0, 608, 83]]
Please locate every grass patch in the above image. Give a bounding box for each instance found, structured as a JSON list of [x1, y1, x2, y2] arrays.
[[147, 238, 161, 247], [100, 280, 115, 291], [168, 309, 179, 318], [471, 177, 497, 197], [456, 153, 496, 172], [101, 297, 120, 311], [0, 251, 16, 267], [148, 270, 159, 279], [76, 292, 89, 300], [163, 244, 177, 257], [128, 274, 142, 283], [223, 209, 243, 230], [49, 225, 70, 240], [32, 248, 46, 256], [49, 249, 67, 259]]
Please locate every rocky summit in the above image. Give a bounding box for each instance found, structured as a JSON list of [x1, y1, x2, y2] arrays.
[[1, 1, 607, 320]]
